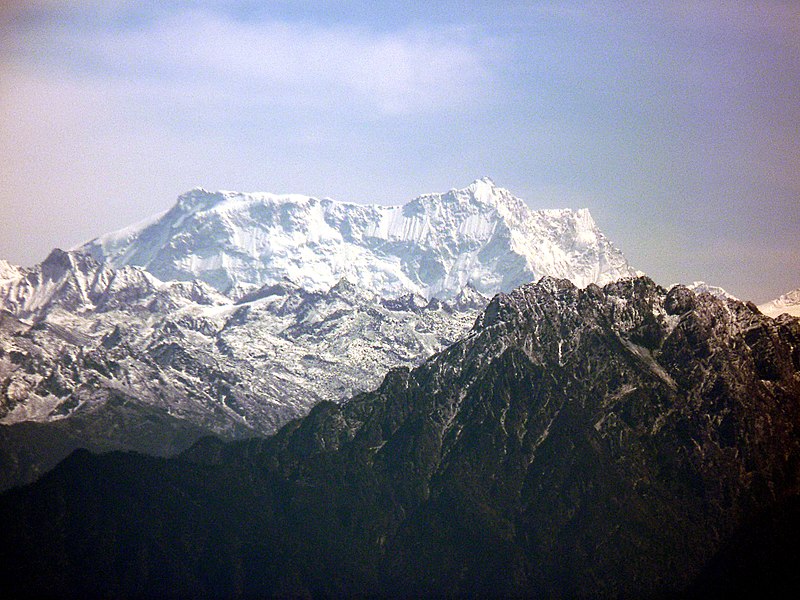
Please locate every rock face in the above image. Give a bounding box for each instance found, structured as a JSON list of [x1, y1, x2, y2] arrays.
[[1, 277, 798, 597], [0, 250, 483, 490], [81, 178, 637, 300]]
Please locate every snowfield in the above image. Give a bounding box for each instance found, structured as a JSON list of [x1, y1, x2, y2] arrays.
[[82, 177, 638, 300]]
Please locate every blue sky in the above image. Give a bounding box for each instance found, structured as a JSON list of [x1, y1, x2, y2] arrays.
[[1, 1, 798, 302]]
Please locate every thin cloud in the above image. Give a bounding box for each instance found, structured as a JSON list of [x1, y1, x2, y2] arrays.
[[9, 8, 498, 116]]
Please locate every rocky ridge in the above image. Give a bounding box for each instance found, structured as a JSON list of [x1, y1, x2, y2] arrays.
[[1, 277, 798, 597], [0, 250, 483, 489]]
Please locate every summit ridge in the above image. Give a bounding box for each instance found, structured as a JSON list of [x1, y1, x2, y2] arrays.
[[81, 179, 637, 300]]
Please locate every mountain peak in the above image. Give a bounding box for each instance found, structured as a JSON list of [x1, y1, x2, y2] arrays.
[[0, 259, 21, 281], [174, 188, 226, 213], [40, 248, 103, 282], [466, 175, 497, 193], [759, 287, 800, 318], [433, 177, 527, 214], [329, 277, 360, 297], [0, 249, 111, 318], [82, 181, 638, 300], [685, 281, 738, 301], [41, 247, 72, 270]]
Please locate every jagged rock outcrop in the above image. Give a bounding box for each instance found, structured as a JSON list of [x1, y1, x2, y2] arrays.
[[1, 277, 798, 597]]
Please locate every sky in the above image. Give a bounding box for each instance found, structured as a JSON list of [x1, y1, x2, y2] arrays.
[[0, 0, 798, 303]]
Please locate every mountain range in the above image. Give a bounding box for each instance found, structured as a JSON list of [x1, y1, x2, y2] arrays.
[[1, 276, 798, 597], [82, 177, 637, 299], [1, 177, 799, 596], [0, 250, 484, 490], [0, 179, 637, 489]]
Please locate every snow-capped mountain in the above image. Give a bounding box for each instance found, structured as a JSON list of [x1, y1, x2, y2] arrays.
[[0, 252, 482, 430], [0, 248, 226, 320], [81, 178, 637, 300], [758, 288, 800, 318], [0, 249, 114, 318], [685, 280, 738, 301], [1, 177, 638, 489], [0, 250, 484, 489]]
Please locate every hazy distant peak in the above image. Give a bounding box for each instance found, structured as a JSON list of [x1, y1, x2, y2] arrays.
[[758, 288, 800, 318], [0, 259, 22, 281], [81, 179, 638, 300], [685, 281, 739, 301]]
